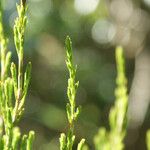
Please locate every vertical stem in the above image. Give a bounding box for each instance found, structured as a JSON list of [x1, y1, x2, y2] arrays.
[[0, 2, 7, 82], [18, 50, 23, 100], [13, 1, 27, 121]]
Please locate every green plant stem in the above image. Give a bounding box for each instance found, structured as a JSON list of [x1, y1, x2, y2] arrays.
[[94, 46, 128, 150], [0, 1, 35, 149], [0, 1, 8, 82], [13, 0, 27, 122], [59, 36, 85, 150]]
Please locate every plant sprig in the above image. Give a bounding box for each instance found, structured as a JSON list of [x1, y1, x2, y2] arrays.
[[12, 0, 31, 123], [59, 36, 85, 150], [0, 0, 35, 149], [94, 46, 128, 150]]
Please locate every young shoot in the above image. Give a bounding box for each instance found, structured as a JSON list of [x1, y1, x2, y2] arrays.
[[59, 36, 85, 150], [94, 46, 128, 150]]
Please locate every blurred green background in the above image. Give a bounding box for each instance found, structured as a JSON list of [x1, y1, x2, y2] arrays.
[[2, 0, 150, 149]]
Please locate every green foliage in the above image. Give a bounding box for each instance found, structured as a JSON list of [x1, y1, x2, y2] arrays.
[[0, 1, 149, 149], [59, 36, 85, 150], [147, 130, 150, 150], [94, 46, 128, 150], [0, 0, 34, 149], [12, 0, 31, 123]]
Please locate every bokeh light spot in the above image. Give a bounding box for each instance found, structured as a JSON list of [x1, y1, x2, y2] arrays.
[[144, 0, 150, 6], [92, 19, 116, 44], [74, 0, 100, 15]]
